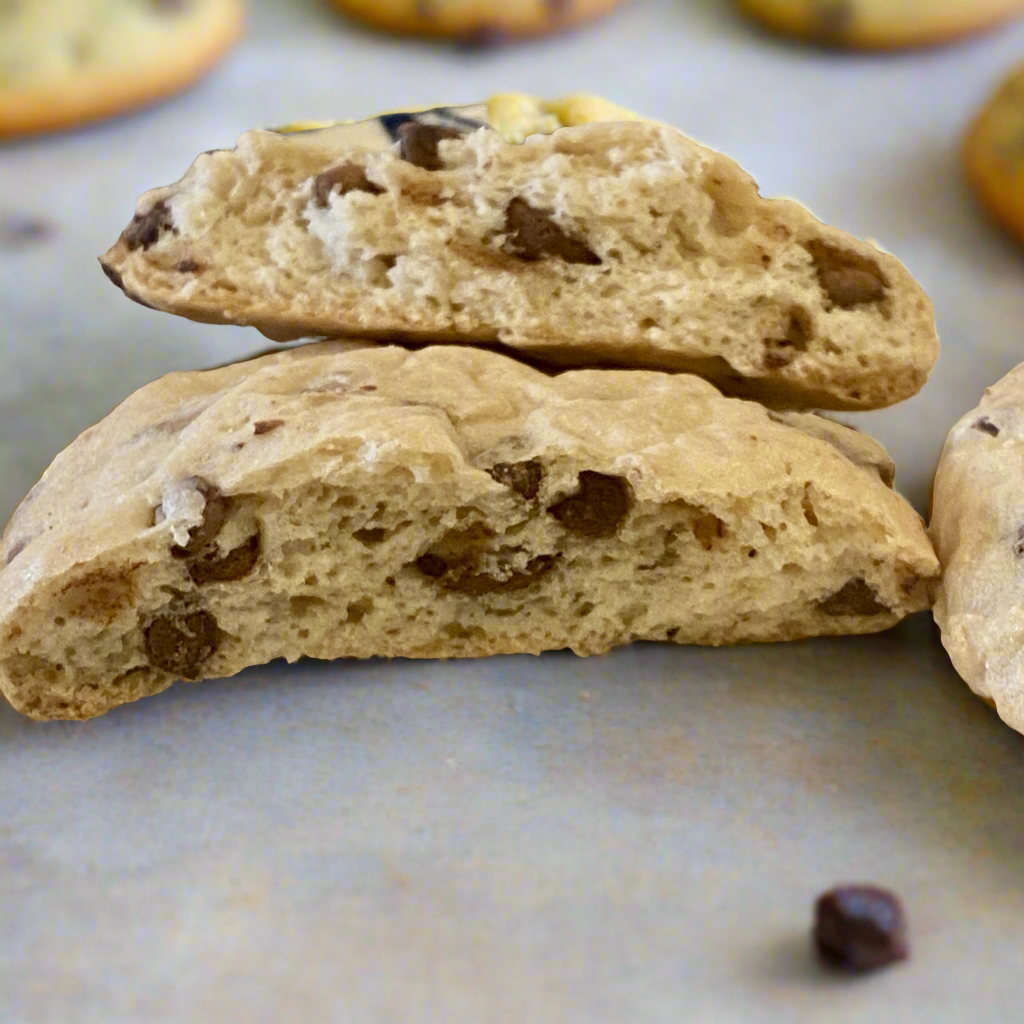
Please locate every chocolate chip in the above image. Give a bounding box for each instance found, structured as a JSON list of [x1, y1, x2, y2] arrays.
[[144, 610, 219, 679], [397, 123, 465, 171], [503, 198, 601, 266], [313, 163, 383, 208], [176, 259, 200, 273], [973, 416, 999, 437], [548, 472, 632, 537], [169, 479, 229, 559], [804, 240, 888, 309], [488, 460, 544, 500], [813, 886, 908, 973], [253, 419, 284, 435], [124, 200, 175, 252], [188, 532, 261, 584], [818, 578, 888, 616], [415, 553, 449, 579]]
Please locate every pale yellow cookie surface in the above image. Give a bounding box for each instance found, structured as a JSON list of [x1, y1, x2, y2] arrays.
[[965, 63, 1024, 245], [734, 0, 1024, 48], [327, 0, 628, 40], [0, 0, 243, 139], [273, 92, 648, 144]]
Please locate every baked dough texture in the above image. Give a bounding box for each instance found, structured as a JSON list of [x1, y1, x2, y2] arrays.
[[325, 0, 628, 40], [932, 362, 1024, 734], [965, 62, 1024, 247], [0, 0, 243, 139], [734, 0, 1024, 49], [100, 118, 938, 411], [0, 343, 938, 720]]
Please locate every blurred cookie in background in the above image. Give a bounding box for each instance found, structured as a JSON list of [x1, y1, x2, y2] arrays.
[[0, 0, 244, 139], [965, 62, 1024, 246], [734, 0, 1024, 49], [325, 0, 629, 42]]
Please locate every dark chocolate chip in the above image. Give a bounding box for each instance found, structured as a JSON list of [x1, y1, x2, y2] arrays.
[[313, 163, 383, 208], [416, 551, 558, 594], [188, 532, 261, 584], [973, 416, 999, 437], [813, 886, 908, 973], [804, 240, 888, 309], [144, 609, 219, 679], [398, 123, 465, 171], [253, 419, 284, 435], [176, 259, 200, 273], [504, 198, 601, 265], [818, 578, 888, 616], [548, 472, 632, 537], [488, 459, 544, 500], [169, 479, 229, 559], [124, 200, 175, 252]]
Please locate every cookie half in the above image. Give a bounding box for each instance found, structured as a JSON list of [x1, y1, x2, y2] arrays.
[[325, 0, 627, 40], [0, 343, 937, 720], [965, 63, 1024, 246], [931, 362, 1024, 733], [0, 0, 243, 139], [100, 113, 938, 411], [734, 0, 1024, 49]]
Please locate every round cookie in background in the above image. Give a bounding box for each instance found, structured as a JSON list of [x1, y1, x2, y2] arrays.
[[325, 0, 629, 42], [733, 0, 1024, 49], [931, 362, 1024, 736], [965, 63, 1024, 246], [0, 0, 244, 140]]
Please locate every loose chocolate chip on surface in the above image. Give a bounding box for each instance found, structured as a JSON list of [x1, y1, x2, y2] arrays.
[[124, 200, 175, 252], [188, 532, 261, 584], [253, 419, 284, 435], [144, 610, 219, 678], [488, 460, 544, 500], [813, 886, 908, 973], [504, 198, 601, 265], [804, 240, 887, 309], [398, 123, 465, 171], [973, 416, 1000, 436], [818, 577, 888, 616], [313, 163, 383, 208], [548, 472, 632, 537]]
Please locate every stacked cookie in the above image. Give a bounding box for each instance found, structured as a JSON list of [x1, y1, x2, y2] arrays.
[[0, 95, 942, 719]]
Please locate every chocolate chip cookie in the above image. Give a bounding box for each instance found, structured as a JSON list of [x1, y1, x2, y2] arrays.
[[325, 0, 628, 41], [0, 343, 937, 720], [932, 361, 1024, 734], [734, 0, 1024, 49], [964, 62, 1024, 246], [0, 0, 243, 139], [100, 112, 939, 411]]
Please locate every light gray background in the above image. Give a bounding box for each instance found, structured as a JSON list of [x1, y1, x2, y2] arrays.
[[3, 1, 1024, 1021]]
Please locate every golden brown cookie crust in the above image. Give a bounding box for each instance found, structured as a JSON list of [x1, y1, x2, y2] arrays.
[[964, 63, 1024, 245], [0, 0, 243, 139], [734, 0, 1024, 49], [327, 0, 628, 40]]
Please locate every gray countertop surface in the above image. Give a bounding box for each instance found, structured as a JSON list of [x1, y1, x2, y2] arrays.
[[3, 1, 1024, 1021]]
